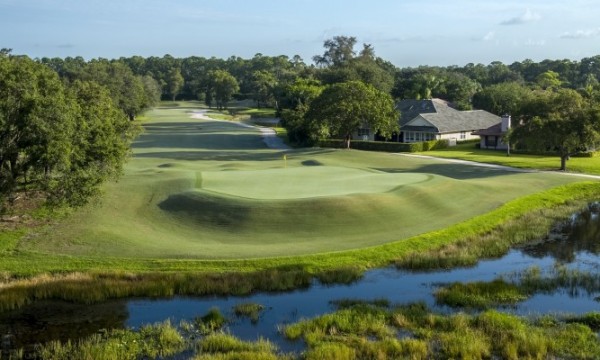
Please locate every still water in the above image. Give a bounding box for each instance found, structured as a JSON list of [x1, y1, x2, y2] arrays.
[[2, 205, 600, 351]]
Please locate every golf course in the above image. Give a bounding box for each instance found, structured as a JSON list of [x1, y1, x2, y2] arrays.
[[15, 102, 591, 263]]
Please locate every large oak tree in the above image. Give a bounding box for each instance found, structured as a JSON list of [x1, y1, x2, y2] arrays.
[[304, 81, 398, 148], [509, 89, 600, 171]]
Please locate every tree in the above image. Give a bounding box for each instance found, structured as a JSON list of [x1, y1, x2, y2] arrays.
[[250, 70, 277, 108], [472, 82, 530, 115], [279, 78, 324, 145], [304, 81, 399, 148], [208, 70, 239, 110], [52, 80, 136, 205], [312, 36, 357, 67], [0, 55, 73, 198], [141, 75, 162, 109], [536, 70, 562, 90], [166, 68, 184, 101], [0, 55, 137, 207], [509, 89, 600, 171]]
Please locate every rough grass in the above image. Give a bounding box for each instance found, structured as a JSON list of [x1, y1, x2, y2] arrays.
[[282, 303, 600, 359], [435, 280, 529, 309]]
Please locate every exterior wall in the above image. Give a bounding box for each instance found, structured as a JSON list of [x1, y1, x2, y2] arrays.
[[438, 131, 480, 142], [479, 135, 509, 150], [403, 130, 436, 143], [351, 128, 375, 141]]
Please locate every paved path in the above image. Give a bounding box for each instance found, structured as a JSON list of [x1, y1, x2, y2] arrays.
[[190, 110, 290, 150], [394, 153, 600, 180]]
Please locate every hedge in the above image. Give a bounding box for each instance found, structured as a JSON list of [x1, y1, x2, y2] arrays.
[[319, 139, 449, 153]]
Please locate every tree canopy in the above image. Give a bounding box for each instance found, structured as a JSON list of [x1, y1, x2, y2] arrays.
[[0, 53, 138, 207], [304, 81, 398, 148], [509, 89, 600, 170]]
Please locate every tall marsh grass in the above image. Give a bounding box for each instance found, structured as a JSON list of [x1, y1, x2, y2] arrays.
[[283, 302, 600, 359]]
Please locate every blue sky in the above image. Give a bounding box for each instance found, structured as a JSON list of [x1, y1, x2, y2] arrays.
[[1, 0, 599, 67]]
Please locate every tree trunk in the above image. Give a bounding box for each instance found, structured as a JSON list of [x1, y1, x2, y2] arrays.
[[560, 154, 568, 171], [345, 134, 351, 149]]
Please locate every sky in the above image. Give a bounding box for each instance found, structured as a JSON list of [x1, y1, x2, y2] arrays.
[[1, 0, 599, 67]]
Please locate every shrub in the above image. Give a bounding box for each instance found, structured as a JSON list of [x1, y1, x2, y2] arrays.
[[318, 139, 448, 153]]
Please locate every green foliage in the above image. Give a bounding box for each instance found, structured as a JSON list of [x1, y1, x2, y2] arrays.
[[510, 89, 600, 170], [0, 55, 136, 206], [233, 302, 265, 323], [319, 139, 447, 153], [435, 280, 528, 309], [196, 307, 227, 334], [34, 321, 185, 360], [207, 70, 240, 110], [472, 81, 530, 115], [566, 312, 600, 330], [198, 333, 277, 353], [166, 67, 184, 101], [304, 80, 398, 147]]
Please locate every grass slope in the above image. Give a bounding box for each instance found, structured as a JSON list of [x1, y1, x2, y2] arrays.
[[5, 102, 595, 273]]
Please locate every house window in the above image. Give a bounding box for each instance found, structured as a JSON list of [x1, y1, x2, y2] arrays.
[[357, 128, 370, 136], [460, 131, 466, 140]]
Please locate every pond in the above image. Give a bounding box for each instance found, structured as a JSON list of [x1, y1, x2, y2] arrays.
[[2, 204, 600, 353]]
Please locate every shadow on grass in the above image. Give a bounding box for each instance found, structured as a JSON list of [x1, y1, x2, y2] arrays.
[[374, 163, 519, 180], [158, 191, 251, 230], [134, 150, 290, 162]]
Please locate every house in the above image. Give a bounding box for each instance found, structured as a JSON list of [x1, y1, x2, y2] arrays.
[[394, 98, 501, 144], [472, 115, 511, 150], [351, 98, 501, 144]]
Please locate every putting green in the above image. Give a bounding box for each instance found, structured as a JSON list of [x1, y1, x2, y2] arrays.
[[20, 104, 584, 260], [200, 167, 431, 199]]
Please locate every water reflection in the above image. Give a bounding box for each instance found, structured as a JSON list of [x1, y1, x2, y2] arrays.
[[521, 203, 600, 262], [0, 300, 127, 349]]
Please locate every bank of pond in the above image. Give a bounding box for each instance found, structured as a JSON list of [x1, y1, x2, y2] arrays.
[[2, 203, 600, 359]]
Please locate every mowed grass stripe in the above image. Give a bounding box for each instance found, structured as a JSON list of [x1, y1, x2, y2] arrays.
[[16, 104, 589, 262]]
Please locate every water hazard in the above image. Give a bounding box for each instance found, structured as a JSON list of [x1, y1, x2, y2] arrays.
[[2, 204, 600, 352]]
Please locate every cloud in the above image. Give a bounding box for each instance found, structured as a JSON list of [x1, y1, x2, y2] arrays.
[[482, 31, 495, 42], [523, 39, 546, 47], [500, 9, 541, 25], [560, 28, 600, 39]]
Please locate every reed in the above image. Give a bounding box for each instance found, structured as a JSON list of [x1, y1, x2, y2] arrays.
[[33, 321, 185, 360], [435, 280, 528, 309], [232, 302, 265, 323], [196, 307, 227, 334]]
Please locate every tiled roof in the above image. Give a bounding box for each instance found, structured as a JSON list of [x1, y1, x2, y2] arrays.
[[398, 98, 500, 134], [472, 123, 504, 136]]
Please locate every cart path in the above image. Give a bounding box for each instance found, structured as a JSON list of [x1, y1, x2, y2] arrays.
[[190, 109, 290, 150]]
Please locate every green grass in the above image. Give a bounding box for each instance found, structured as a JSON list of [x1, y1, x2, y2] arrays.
[[233, 302, 265, 323], [17, 105, 584, 260], [435, 280, 529, 309], [282, 302, 600, 359], [422, 142, 600, 174], [33, 321, 185, 360], [0, 102, 598, 279]]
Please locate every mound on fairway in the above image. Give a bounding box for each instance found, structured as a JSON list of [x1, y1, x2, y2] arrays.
[[199, 167, 432, 199], [20, 105, 583, 260]]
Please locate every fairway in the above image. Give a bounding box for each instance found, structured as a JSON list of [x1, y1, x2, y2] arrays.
[[21, 103, 584, 260]]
